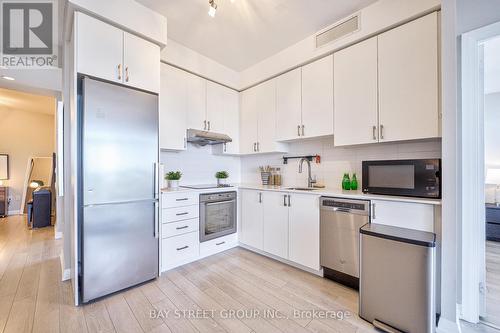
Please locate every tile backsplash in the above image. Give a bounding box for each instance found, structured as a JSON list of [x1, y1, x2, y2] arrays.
[[240, 138, 442, 189]]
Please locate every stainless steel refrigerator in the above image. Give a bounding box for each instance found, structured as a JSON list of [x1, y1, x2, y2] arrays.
[[78, 77, 159, 303]]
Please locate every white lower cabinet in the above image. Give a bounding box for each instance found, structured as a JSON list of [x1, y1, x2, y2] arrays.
[[240, 189, 320, 271], [200, 233, 238, 258], [263, 192, 289, 259], [161, 231, 199, 271], [240, 189, 264, 249], [371, 200, 435, 232], [288, 194, 320, 271]]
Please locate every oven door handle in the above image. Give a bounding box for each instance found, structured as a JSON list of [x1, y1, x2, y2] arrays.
[[204, 199, 236, 206]]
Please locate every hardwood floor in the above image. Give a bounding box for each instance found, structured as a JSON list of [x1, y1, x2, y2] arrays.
[[485, 241, 500, 327], [0, 215, 381, 333]]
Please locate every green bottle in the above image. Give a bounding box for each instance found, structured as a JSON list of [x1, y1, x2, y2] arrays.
[[342, 173, 351, 190], [350, 173, 358, 190]]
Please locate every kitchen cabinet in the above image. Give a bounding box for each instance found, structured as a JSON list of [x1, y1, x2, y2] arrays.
[[371, 200, 435, 233], [377, 12, 439, 142], [76, 12, 160, 93], [263, 192, 289, 259], [288, 194, 320, 270], [239, 189, 264, 249], [159, 64, 188, 150], [239, 80, 288, 154], [187, 74, 207, 130], [333, 37, 379, 146], [333, 12, 439, 146], [276, 69, 302, 141], [207, 82, 240, 154], [301, 55, 334, 139]]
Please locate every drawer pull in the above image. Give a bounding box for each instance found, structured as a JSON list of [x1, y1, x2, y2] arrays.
[[176, 246, 189, 251], [176, 198, 189, 201], [176, 212, 189, 216], [216, 241, 226, 246], [176, 225, 189, 230]]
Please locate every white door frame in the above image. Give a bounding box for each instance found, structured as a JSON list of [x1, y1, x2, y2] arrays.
[[460, 20, 500, 323]]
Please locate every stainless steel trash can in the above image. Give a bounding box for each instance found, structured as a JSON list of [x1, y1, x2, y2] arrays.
[[359, 223, 436, 333]]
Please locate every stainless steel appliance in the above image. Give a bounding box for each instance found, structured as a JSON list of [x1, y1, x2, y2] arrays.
[[186, 128, 232, 146], [362, 159, 441, 198], [200, 191, 237, 242], [78, 77, 159, 303], [320, 197, 370, 289], [359, 223, 436, 333]]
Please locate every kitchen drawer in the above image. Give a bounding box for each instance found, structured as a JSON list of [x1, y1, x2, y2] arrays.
[[200, 233, 238, 258], [162, 192, 199, 208], [162, 205, 199, 223], [162, 218, 199, 239], [161, 231, 199, 270]]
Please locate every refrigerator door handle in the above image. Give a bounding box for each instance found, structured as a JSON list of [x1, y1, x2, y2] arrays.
[[154, 162, 159, 199], [154, 200, 159, 239]]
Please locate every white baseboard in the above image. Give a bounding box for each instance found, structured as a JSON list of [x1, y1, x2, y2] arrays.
[[437, 317, 461, 333], [7, 210, 21, 216], [54, 231, 63, 240], [60, 253, 71, 281]]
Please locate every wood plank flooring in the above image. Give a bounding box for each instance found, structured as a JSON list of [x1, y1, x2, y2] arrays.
[[485, 241, 500, 327], [2, 215, 496, 333]]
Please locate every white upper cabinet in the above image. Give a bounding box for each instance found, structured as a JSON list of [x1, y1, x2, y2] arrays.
[[76, 12, 160, 93], [76, 13, 123, 84], [301, 55, 334, 139], [187, 74, 207, 130], [159, 64, 188, 151], [377, 12, 439, 142], [240, 88, 259, 154], [221, 88, 240, 154], [276, 68, 302, 141], [123, 32, 160, 93], [334, 37, 379, 146]]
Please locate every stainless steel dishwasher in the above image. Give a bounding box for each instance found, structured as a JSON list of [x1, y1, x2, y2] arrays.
[[320, 197, 370, 289]]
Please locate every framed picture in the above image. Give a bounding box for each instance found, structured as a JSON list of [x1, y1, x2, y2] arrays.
[[0, 154, 8, 180]]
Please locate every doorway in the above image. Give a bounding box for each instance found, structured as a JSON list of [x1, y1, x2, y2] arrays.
[[461, 20, 500, 328]]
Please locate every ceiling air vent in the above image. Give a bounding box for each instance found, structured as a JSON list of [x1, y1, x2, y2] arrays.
[[315, 15, 360, 48]]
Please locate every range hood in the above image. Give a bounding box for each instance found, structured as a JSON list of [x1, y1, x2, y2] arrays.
[[186, 128, 232, 146]]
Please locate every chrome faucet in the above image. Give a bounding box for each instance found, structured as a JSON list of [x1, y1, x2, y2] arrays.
[[299, 158, 316, 188]]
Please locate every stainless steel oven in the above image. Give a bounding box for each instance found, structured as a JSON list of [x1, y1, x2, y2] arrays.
[[362, 159, 441, 198], [200, 191, 237, 242]]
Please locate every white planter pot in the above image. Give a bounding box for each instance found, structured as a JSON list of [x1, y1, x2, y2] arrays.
[[217, 178, 228, 186], [168, 180, 180, 189]]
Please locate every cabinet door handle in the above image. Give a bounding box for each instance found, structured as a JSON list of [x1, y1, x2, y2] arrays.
[[259, 192, 262, 203], [253, 143, 257, 152], [176, 246, 189, 251], [117, 64, 122, 80], [371, 203, 376, 219], [224, 143, 227, 152], [216, 241, 226, 246], [176, 198, 188, 201], [207, 121, 211, 131], [283, 194, 287, 207], [176, 212, 188, 216], [204, 120, 207, 130], [372, 126, 377, 140], [297, 125, 301, 136], [257, 142, 260, 152], [287, 195, 291, 207], [380, 124, 384, 140], [125, 67, 129, 82], [301, 125, 305, 136], [176, 225, 189, 230]]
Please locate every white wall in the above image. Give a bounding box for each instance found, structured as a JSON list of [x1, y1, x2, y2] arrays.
[[484, 92, 500, 203], [160, 145, 241, 187], [241, 138, 441, 188]]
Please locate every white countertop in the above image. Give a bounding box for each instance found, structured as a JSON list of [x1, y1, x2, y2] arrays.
[[162, 184, 441, 205]]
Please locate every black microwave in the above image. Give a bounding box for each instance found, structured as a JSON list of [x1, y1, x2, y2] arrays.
[[362, 159, 441, 198]]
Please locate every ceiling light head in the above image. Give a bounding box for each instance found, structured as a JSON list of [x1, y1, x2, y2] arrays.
[[1, 76, 14, 81], [208, 0, 217, 17]]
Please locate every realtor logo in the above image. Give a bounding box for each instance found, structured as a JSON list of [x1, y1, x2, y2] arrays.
[[2, 2, 53, 54]]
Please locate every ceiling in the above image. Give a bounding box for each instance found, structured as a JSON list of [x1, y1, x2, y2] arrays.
[[0, 88, 55, 115], [485, 36, 500, 94], [137, 0, 377, 71]]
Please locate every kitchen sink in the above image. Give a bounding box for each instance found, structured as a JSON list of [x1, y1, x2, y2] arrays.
[[285, 187, 318, 191]]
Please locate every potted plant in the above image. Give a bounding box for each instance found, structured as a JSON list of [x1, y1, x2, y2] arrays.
[[215, 171, 229, 186], [165, 171, 182, 189]]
